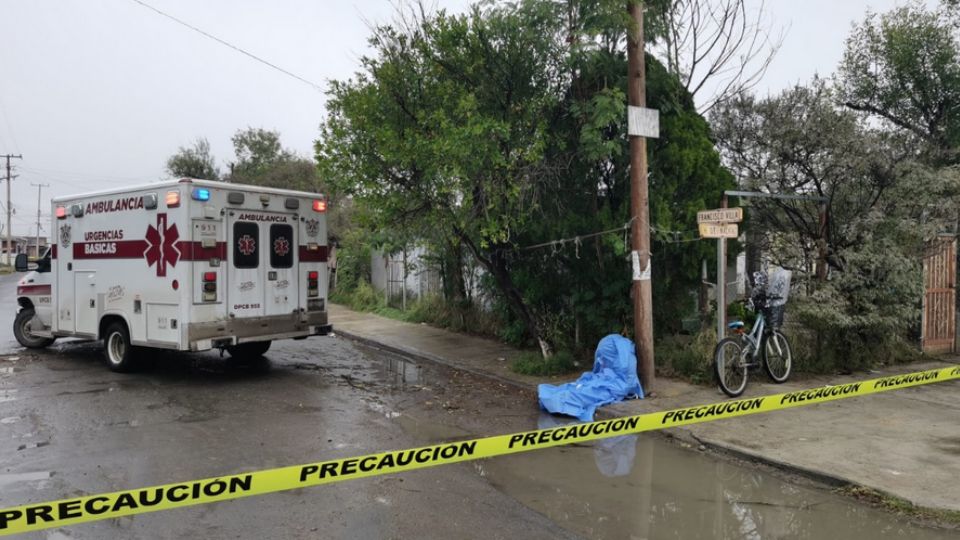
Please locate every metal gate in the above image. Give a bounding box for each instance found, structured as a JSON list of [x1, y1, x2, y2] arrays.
[[922, 235, 956, 354]]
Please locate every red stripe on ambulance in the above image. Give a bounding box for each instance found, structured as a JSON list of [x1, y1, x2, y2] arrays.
[[298, 245, 328, 262], [178, 241, 227, 261], [73, 240, 149, 259], [17, 284, 51, 295]]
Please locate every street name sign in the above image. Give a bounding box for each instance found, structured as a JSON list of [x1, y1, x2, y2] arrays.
[[697, 207, 743, 224], [699, 223, 739, 239]]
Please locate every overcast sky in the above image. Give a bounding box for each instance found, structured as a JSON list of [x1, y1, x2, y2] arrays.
[[0, 0, 926, 236]]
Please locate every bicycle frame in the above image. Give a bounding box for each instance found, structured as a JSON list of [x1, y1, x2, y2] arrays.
[[741, 312, 765, 361]]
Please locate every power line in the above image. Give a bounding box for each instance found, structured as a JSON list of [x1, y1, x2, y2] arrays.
[[519, 219, 704, 253], [128, 0, 324, 92], [19, 165, 147, 183]]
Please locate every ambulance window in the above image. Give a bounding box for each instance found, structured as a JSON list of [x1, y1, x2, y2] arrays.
[[270, 224, 294, 268], [233, 222, 259, 269]]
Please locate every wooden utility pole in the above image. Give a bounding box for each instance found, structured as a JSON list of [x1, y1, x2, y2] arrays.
[[2, 154, 22, 265], [31, 182, 50, 257], [627, 2, 655, 392]]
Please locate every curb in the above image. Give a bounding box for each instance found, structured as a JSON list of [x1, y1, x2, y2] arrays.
[[690, 434, 852, 488]]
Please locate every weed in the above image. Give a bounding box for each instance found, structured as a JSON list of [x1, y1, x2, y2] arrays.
[[657, 330, 716, 384], [836, 485, 960, 527], [511, 350, 579, 376]]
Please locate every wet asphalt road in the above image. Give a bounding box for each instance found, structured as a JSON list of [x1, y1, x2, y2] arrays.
[[2, 272, 958, 540], [0, 272, 575, 539]]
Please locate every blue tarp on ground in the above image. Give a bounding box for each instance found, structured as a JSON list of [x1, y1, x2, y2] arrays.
[[537, 334, 644, 421]]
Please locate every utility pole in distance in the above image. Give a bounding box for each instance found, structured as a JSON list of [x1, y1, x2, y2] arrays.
[[2, 154, 22, 265], [31, 182, 50, 258], [627, 2, 656, 393]]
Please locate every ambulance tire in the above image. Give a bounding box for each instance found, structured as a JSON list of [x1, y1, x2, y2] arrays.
[[103, 322, 138, 373], [226, 341, 272, 363], [13, 308, 55, 349]]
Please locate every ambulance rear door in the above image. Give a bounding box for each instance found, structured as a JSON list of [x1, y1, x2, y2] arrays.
[[226, 210, 299, 319]]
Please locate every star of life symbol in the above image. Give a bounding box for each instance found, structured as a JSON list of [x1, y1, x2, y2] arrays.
[[59, 224, 71, 248], [145, 213, 180, 277], [238, 234, 257, 256], [305, 219, 320, 238], [274, 236, 290, 257]]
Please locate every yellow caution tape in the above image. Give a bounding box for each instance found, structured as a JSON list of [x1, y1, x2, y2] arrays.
[[1, 365, 957, 536]]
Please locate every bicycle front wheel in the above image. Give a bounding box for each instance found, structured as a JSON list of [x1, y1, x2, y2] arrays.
[[762, 330, 792, 383], [714, 338, 748, 397]]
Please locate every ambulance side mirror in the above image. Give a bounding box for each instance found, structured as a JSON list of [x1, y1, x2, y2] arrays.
[[14, 253, 29, 272]]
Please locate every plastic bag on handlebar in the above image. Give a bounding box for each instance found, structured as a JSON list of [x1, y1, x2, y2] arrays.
[[766, 268, 792, 307]]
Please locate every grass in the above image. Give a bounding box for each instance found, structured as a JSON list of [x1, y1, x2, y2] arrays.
[[656, 330, 717, 384], [332, 282, 505, 339], [836, 485, 960, 527], [510, 350, 579, 376], [332, 281, 584, 378]]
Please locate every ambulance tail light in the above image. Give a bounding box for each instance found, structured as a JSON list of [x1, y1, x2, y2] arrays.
[[56, 206, 67, 219], [312, 199, 326, 213], [202, 271, 217, 301], [307, 270, 319, 298]]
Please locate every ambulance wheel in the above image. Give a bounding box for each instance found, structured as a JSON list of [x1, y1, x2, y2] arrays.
[[103, 322, 137, 373], [13, 308, 55, 349], [226, 341, 272, 362]]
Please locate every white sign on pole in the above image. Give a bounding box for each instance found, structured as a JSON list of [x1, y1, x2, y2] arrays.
[[699, 223, 739, 239], [627, 106, 660, 138], [697, 208, 743, 224]]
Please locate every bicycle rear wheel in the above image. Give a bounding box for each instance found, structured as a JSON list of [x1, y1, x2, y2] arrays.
[[714, 338, 748, 397], [762, 330, 792, 383]]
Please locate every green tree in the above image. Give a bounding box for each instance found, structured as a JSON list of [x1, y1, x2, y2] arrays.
[[228, 128, 319, 192], [711, 79, 900, 276], [318, 0, 732, 356], [318, 3, 568, 356], [711, 77, 960, 368], [838, 4, 960, 164], [165, 138, 219, 180]]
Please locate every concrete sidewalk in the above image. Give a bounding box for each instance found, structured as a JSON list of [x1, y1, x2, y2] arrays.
[[329, 303, 960, 513]]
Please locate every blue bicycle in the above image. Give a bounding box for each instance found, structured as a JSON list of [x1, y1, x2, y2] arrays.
[[713, 271, 793, 397]]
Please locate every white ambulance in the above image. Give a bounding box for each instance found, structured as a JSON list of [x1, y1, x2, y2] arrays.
[[13, 179, 331, 371]]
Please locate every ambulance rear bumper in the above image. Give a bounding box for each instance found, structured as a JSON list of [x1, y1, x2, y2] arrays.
[[186, 311, 330, 351]]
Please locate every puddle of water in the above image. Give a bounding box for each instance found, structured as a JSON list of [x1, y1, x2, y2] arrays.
[[0, 416, 19, 424], [0, 471, 52, 490], [380, 356, 424, 389], [0, 389, 18, 403], [480, 422, 957, 539]]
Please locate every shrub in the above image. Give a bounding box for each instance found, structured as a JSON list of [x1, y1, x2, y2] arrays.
[[332, 280, 384, 312], [511, 350, 579, 376], [656, 329, 716, 384]]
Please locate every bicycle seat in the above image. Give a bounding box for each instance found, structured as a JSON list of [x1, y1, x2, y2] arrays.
[[727, 320, 745, 330]]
